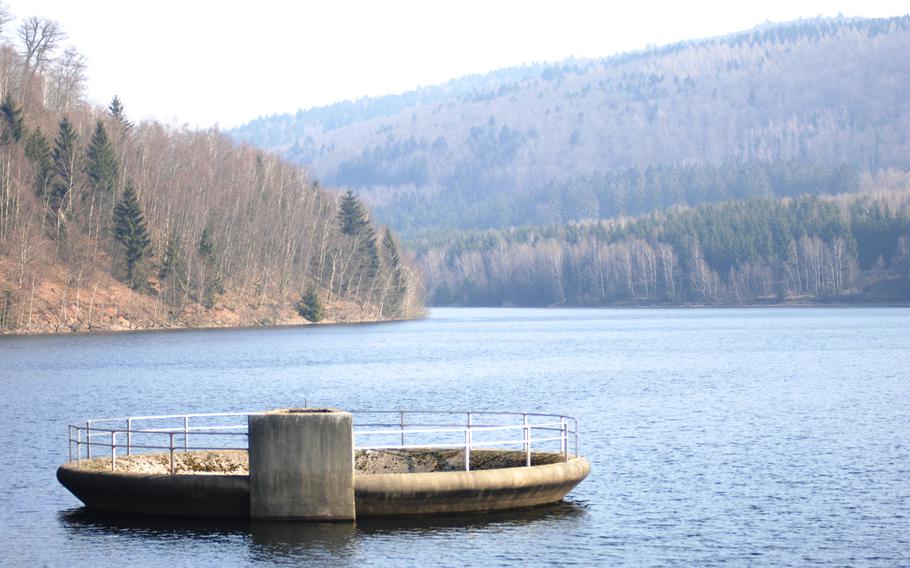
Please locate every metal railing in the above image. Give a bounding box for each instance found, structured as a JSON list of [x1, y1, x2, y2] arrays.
[[67, 410, 579, 474]]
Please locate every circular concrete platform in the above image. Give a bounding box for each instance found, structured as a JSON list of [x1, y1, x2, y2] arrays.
[[57, 449, 590, 519]]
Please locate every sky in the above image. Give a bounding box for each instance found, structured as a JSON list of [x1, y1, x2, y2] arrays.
[[4, 0, 908, 129]]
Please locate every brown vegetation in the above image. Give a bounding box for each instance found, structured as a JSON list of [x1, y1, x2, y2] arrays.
[[0, 8, 421, 335]]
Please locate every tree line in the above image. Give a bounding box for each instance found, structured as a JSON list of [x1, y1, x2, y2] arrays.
[[379, 160, 862, 235], [0, 8, 420, 332], [419, 192, 910, 306]]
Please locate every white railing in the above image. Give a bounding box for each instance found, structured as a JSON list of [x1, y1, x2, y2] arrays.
[[67, 410, 579, 474]]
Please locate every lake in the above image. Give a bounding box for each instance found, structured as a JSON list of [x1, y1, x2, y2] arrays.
[[1, 307, 908, 566]]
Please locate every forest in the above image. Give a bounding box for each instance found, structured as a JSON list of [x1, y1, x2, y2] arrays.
[[231, 16, 910, 235], [229, 15, 910, 308], [418, 190, 910, 306], [0, 8, 420, 333]]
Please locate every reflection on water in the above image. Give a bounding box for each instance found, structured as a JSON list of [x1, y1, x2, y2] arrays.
[[59, 501, 587, 563]]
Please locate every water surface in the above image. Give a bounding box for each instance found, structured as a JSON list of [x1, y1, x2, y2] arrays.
[[1, 308, 908, 566]]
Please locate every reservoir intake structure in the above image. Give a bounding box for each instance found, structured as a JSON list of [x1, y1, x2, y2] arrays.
[[57, 408, 590, 520]]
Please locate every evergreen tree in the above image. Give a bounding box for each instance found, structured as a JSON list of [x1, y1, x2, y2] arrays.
[[381, 227, 400, 268], [24, 128, 52, 198], [198, 224, 223, 307], [0, 289, 14, 329], [85, 120, 119, 197], [297, 288, 326, 322], [364, 228, 381, 277], [159, 230, 187, 307], [49, 117, 79, 233], [113, 182, 152, 289], [159, 231, 184, 280], [0, 93, 25, 143], [108, 95, 132, 129], [380, 227, 406, 317], [198, 225, 216, 265], [337, 190, 368, 235]]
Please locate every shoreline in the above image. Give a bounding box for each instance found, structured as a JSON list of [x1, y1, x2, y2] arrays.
[[428, 301, 910, 310], [0, 314, 420, 339], [4, 301, 907, 338]]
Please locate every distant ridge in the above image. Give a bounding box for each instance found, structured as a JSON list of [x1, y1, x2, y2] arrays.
[[231, 15, 910, 236]]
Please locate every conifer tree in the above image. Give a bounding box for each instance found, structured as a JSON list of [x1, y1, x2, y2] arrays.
[[337, 190, 368, 235], [113, 182, 152, 289], [85, 120, 118, 197], [159, 230, 187, 307], [49, 117, 79, 234], [24, 128, 52, 198], [380, 227, 406, 316], [198, 225, 216, 266], [159, 232, 184, 280], [297, 288, 326, 322], [198, 224, 223, 307], [0, 289, 14, 329], [108, 95, 132, 129], [381, 227, 400, 268], [0, 93, 25, 143], [364, 228, 381, 277]]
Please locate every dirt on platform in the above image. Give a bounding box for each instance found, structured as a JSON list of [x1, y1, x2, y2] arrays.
[[71, 449, 565, 475]]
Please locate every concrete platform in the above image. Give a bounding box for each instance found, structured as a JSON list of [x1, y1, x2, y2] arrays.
[[57, 449, 590, 519]]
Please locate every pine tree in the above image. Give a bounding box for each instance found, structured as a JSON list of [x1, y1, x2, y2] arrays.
[[159, 232, 184, 280], [108, 95, 132, 129], [0, 93, 25, 144], [337, 190, 368, 235], [113, 182, 152, 289], [381, 227, 400, 268], [198, 224, 223, 307], [24, 128, 52, 198], [85, 120, 119, 197], [364, 229, 381, 277], [159, 230, 187, 307], [380, 227, 406, 317], [297, 288, 326, 322], [198, 225, 216, 266], [0, 289, 14, 329], [49, 117, 79, 231]]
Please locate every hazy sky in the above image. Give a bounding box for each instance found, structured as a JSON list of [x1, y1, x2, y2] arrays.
[[5, 0, 908, 129]]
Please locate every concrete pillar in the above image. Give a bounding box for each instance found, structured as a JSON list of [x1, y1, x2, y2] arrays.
[[248, 409, 355, 521]]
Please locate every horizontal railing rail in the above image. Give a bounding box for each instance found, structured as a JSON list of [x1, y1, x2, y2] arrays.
[[67, 410, 579, 474]]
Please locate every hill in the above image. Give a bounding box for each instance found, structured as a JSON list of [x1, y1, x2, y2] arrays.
[[0, 10, 421, 334], [416, 181, 910, 307], [231, 16, 910, 235]]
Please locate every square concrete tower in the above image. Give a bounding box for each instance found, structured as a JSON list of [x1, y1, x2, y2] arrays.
[[248, 409, 355, 521]]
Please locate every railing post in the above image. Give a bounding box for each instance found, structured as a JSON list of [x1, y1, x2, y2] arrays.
[[184, 416, 189, 451], [399, 411, 405, 447], [86, 421, 92, 460], [76, 427, 81, 463], [523, 414, 531, 467], [68, 426, 72, 463], [561, 418, 568, 462], [111, 432, 117, 472], [574, 418, 579, 458], [465, 412, 472, 471], [126, 418, 132, 456], [169, 433, 175, 474]]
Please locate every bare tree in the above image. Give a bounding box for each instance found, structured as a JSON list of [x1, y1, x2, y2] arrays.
[[18, 16, 64, 74], [47, 46, 86, 112], [17, 16, 65, 107]]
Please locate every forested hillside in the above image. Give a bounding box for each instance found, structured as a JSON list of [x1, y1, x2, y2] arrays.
[[0, 9, 420, 334], [418, 183, 910, 306], [232, 16, 910, 234]]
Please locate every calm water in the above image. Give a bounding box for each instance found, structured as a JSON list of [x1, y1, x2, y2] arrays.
[[1, 308, 909, 567]]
